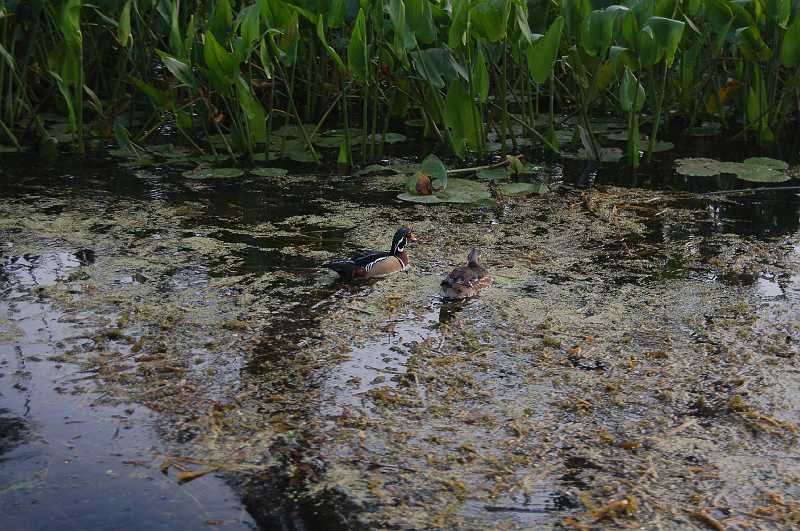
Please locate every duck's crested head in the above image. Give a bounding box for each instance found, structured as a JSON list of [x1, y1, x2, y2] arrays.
[[467, 247, 481, 267], [392, 227, 416, 254]]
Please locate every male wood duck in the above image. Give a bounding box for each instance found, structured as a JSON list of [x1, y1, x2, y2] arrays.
[[322, 227, 417, 281], [441, 248, 493, 299]]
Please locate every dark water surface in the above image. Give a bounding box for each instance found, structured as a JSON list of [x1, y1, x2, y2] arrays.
[[1, 147, 799, 529]]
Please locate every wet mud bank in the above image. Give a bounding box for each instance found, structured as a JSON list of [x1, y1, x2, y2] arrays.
[[1, 154, 799, 529]]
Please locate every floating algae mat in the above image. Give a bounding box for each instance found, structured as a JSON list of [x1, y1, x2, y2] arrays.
[[1, 153, 800, 529]]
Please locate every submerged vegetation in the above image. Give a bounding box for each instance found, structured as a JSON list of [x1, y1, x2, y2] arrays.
[[1, 0, 800, 168]]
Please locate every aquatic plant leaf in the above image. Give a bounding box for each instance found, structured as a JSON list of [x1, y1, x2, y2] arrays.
[[347, 9, 368, 81], [563, 147, 624, 162], [249, 167, 288, 177], [156, 50, 197, 90], [470, 0, 512, 42], [687, 122, 722, 136], [411, 47, 462, 89], [734, 166, 789, 183], [398, 177, 491, 203], [527, 17, 564, 84], [421, 154, 447, 190], [473, 49, 489, 103], [182, 167, 244, 179], [620, 67, 645, 112], [406, 0, 437, 44], [675, 157, 725, 176], [0, 145, 19, 153], [781, 15, 800, 66], [118, 0, 132, 47], [443, 80, 480, 158], [368, 133, 407, 144], [448, 0, 470, 49], [645, 16, 685, 66], [477, 167, 510, 180], [499, 182, 549, 195], [736, 26, 772, 63], [581, 7, 628, 56], [743, 157, 788, 170], [316, 14, 346, 74], [357, 165, 398, 177]]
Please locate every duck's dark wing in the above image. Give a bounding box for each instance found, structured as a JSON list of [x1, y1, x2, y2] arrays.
[[321, 249, 388, 280], [350, 250, 388, 267]]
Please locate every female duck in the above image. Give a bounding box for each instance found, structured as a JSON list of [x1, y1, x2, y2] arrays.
[[322, 227, 417, 281], [441, 248, 492, 299]]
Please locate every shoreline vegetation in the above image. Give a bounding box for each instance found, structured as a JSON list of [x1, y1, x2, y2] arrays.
[[0, 0, 799, 168]]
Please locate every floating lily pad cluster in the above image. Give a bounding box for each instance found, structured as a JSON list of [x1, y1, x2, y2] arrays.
[[675, 157, 791, 183], [398, 154, 548, 204]]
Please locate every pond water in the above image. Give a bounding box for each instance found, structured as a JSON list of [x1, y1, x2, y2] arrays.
[[1, 147, 799, 529]]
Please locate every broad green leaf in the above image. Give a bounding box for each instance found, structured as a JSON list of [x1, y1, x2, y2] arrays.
[[118, 0, 132, 47], [156, 50, 196, 90], [500, 182, 549, 196], [764, 0, 791, 27], [421, 154, 448, 190], [203, 31, 238, 89], [620, 68, 645, 112], [514, 3, 534, 45], [347, 9, 368, 82], [316, 15, 346, 73], [780, 15, 800, 66], [638, 26, 662, 66], [240, 5, 261, 47], [736, 26, 772, 62], [236, 77, 267, 143], [562, 0, 591, 37], [477, 167, 510, 180], [580, 7, 628, 56], [209, 0, 233, 43], [743, 157, 788, 170], [443, 80, 480, 159], [249, 167, 288, 177], [527, 17, 564, 84], [645, 16, 685, 66], [398, 177, 492, 203], [470, 0, 512, 43], [131, 77, 172, 109], [473, 49, 489, 103], [183, 167, 244, 179], [448, 0, 470, 49], [406, 0, 437, 44], [411, 47, 463, 89], [388, 0, 417, 61]]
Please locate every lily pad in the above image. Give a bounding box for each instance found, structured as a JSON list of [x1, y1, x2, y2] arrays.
[[734, 166, 790, 183], [368, 132, 407, 144], [675, 157, 725, 177], [182, 167, 244, 179], [477, 167, 510, 180], [562, 147, 624, 162], [398, 177, 491, 204], [601, 132, 674, 152], [357, 164, 399, 177], [272, 124, 314, 138], [687, 122, 722, 137], [0, 145, 20, 153], [675, 157, 791, 183], [249, 167, 288, 177], [404, 118, 425, 128], [743, 157, 789, 171], [499, 182, 550, 195]]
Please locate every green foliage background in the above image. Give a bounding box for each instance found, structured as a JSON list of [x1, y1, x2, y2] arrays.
[[0, 0, 799, 166]]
